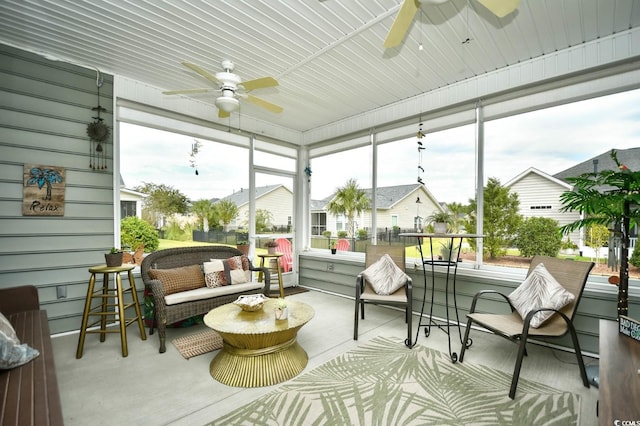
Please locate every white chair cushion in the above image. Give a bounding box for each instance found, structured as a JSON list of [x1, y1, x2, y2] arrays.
[[361, 254, 408, 295], [508, 262, 575, 328], [164, 281, 264, 305]]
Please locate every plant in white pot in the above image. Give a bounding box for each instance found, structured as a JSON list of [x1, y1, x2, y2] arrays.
[[427, 211, 452, 234], [264, 239, 278, 254], [439, 240, 457, 262], [275, 298, 288, 320]]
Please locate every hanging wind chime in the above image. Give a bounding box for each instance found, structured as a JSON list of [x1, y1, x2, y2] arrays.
[[417, 121, 425, 185], [189, 139, 202, 175], [86, 69, 110, 170]]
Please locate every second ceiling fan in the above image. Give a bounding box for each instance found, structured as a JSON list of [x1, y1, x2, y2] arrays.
[[384, 0, 520, 48], [163, 60, 283, 118]]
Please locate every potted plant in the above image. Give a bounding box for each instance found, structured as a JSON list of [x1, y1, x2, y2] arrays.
[[439, 240, 457, 261], [265, 239, 278, 254], [427, 211, 452, 234], [330, 240, 337, 254], [236, 240, 250, 256], [105, 247, 123, 267], [275, 298, 288, 320], [560, 149, 640, 319]]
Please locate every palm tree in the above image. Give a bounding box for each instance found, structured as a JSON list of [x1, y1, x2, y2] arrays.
[[327, 178, 370, 239], [190, 199, 215, 231], [446, 202, 468, 233], [215, 200, 239, 232], [27, 167, 63, 200], [560, 149, 640, 318]]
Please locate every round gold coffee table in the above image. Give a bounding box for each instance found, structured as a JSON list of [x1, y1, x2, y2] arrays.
[[204, 299, 314, 387]]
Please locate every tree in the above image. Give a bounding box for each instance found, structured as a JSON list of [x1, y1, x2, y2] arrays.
[[190, 199, 215, 231], [466, 177, 522, 258], [446, 202, 469, 234], [516, 216, 562, 257], [215, 199, 239, 232], [585, 224, 609, 263], [255, 209, 274, 233], [135, 182, 189, 228], [327, 178, 370, 238], [560, 149, 640, 317]]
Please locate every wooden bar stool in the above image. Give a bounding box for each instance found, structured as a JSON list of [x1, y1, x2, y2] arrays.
[[257, 253, 284, 298], [76, 264, 146, 358]]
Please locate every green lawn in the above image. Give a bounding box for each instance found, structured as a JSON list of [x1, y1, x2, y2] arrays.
[[157, 239, 270, 265], [157, 239, 218, 250]]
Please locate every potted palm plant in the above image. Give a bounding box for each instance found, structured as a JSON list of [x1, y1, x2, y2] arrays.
[[427, 211, 452, 234], [560, 149, 640, 319]]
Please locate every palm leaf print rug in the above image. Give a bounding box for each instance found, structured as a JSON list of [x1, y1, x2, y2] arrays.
[[208, 336, 579, 426]]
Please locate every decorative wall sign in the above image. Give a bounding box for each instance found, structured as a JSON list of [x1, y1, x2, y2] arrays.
[[22, 164, 65, 216], [619, 315, 640, 342]]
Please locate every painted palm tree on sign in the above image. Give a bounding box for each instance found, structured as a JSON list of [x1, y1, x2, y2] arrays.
[[27, 167, 63, 201], [327, 178, 370, 239]]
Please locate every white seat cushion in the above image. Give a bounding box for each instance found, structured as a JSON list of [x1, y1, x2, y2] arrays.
[[165, 281, 264, 305]]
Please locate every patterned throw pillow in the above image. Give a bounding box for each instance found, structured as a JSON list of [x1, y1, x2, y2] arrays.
[[0, 312, 40, 369], [361, 254, 409, 295], [204, 256, 252, 288], [204, 259, 230, 288], [148, 264, 205, 295], [508, 262, 575, 328]]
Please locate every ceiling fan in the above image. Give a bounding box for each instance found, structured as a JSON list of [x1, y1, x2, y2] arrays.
[[163, 60, 283, 118], [384, 0, 520, 48]]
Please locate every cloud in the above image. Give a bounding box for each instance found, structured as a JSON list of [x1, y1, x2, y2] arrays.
[[120, 89, 640, 205]]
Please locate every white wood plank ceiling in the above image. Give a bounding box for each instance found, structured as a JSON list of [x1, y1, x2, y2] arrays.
[[1, 0, 639, 141]]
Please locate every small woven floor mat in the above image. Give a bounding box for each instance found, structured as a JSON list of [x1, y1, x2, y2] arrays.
[[172, 329, 223, 359]]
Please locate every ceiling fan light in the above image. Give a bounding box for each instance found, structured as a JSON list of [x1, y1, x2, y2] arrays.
[[215, 96, 239, 113]]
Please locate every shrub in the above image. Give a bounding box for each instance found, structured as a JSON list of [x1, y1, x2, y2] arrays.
[[163, 220, 191, 241], [322, 230, 332, 239], [630, 244, 640, 268], [120, 216, 159, 252], [516, 216, 562, 257], [337, 230, 348, 238], [357, 229, 368, 240]]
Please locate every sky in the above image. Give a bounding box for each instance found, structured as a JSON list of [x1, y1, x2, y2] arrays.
[[120, 88, 640, 204]]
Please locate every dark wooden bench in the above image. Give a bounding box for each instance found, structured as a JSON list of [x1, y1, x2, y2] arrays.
[[0, 285, 63, 426]]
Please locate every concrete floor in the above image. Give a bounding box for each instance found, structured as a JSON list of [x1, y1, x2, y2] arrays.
[[52, 289, 599, 425]]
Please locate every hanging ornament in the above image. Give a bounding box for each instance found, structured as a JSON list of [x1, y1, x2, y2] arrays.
[[189, 139, 202, 176], [417, 121, 425, 185], [86, 69, 109, 170]]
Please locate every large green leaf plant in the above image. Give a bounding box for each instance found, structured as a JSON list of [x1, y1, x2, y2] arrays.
[[559, 149, 640, 318]]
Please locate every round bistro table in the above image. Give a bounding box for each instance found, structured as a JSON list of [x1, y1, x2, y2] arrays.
[[204, 299, 314, 387]]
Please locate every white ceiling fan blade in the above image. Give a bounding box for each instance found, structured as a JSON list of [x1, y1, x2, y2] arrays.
[[181, 61, 220, 84], [241, 76, 278, 91], [384, 0, 420, 49], [475, 0, 519, 18], [246, 95, 283, 113], [162, 88, 212, 95]]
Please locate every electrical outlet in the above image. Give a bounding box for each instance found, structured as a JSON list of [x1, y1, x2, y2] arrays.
[[56, 285, 67, 299], [327, 263, 334, 271]]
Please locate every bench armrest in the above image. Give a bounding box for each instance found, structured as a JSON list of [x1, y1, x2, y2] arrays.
[[0, 285, 40, 315]]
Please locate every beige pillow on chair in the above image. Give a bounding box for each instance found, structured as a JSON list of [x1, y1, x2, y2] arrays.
[[361, 254, 408, 295], [508, 262, 575, 328]]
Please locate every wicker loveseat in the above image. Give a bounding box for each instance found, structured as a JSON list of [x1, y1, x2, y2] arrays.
[[141, 246, 270, 353]]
